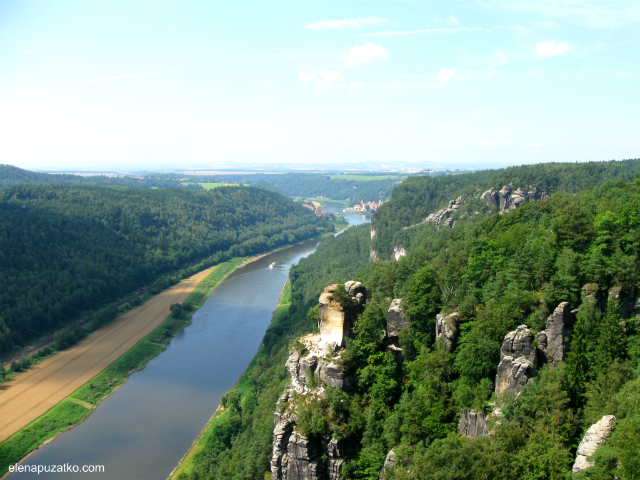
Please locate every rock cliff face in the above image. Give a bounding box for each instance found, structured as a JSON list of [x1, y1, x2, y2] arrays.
[[572, 415, 616, 474], [458, 409, 490, 438], [318, 282, 366, 348], [481, 186, 549, 212], [393, 245, 407, 260], [271, 282, 366, 480], [435, 312, 460, 350], [495, 325, 536, 397], [536, 302, 573, 367], [386, 299, 410, 344], [423, 195, 465, 229]]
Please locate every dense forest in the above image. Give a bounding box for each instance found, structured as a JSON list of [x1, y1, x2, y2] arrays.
[[372, 159, 640, 259], [181, 160, 640, 480], [0, 184, 331, 355], [0, 164, 192, 189]]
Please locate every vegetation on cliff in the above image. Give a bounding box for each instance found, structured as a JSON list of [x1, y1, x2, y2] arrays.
[[182, 160, 640, 480]]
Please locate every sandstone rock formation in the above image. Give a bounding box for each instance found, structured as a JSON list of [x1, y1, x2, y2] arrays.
[[386, 299, 410, 343], [435, 311, 460, 350], [272, 282, 366, 480], [536, 302, 573, 368], [495, 325, 536, 397], [458, 409, 490, 438], [423, 195, 465, 229], [480, 185, 549, 213], [378, 449, 396, 479], [318, 282, 366, 347], [572, 415, 616, 474], [393, 244, 407, 260]]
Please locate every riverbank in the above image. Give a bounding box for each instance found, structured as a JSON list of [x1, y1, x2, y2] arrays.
[[0, 254, 259, 477], [169, 281, 293, 480]]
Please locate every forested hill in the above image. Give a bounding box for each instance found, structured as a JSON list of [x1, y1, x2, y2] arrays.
[[0, 164, 190, 189], [372, 159, 640, 259], [0, 185, 331, 355], [205, 173, 402, 204], [180, 167, 640, 480]]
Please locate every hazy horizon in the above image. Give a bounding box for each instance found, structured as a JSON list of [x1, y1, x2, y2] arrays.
[[2, 1, 639, 171]]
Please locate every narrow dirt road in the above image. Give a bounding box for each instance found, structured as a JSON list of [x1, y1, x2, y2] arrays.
[[0, 267, 213, 443]]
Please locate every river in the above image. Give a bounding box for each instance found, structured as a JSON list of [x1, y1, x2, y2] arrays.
[[7, 202, 369, 480]]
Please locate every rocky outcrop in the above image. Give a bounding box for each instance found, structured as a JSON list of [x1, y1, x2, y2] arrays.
[[435, 312, 460, 350], [378, 449, 396, 479], [481, 185, 549, 213], [572, 415, 616, 474], [386, 299, 410, 344], [536, 302, 573, 368], [393, 245, 407, 260], [458, 409, 490, 438], [608, 285, 640, 318], [318, 282, 366, 347], [495, 325, 536, 397], [423, 196, 465, 229], [272, 283, 366, 480]]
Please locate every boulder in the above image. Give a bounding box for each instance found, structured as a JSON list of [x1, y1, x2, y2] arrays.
[[572, 415, 616, 474], [480, 188, 499, 209], [435, 312, 461, 350]]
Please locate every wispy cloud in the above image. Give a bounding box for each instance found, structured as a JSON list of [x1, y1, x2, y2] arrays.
[[363, 26, 503, 37], [298, 71, 343, 89], [536, 41, 569, 57], [306, 17, 389, 30], [26, 44, 61, 54], [83, 67, 206, 84], [346, 43, 388, 66], [480, 0, 640, 28]]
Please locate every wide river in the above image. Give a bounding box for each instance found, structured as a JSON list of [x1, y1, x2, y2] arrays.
[[8, 203, 369, 480]]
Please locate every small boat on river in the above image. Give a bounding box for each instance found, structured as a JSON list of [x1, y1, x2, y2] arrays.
[[269, 262, 276, 269]]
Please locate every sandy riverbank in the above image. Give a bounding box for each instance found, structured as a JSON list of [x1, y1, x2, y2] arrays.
[[0, 267, 213, 443]]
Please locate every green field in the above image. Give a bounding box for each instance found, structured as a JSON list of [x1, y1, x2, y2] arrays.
[[328, 174, 405, 181]]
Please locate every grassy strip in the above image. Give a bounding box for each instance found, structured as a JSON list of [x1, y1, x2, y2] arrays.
[[0, 259, 243, 477], [0, 401, 92, 474], [170, 281, 292, 480]]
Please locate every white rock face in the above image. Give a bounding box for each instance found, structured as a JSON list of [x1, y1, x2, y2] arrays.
[[393, 245, 407, 260], [572, 415, 616, 474]]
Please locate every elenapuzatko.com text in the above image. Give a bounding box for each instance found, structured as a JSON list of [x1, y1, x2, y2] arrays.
[[8, 463, 105, 474]]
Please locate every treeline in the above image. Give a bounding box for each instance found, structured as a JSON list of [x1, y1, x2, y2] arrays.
[[0, 185, 331, 355], [0, 164, 192, 189], [372, 159, 640, 259], [182, 166, 639, 480], [205, 173, 400, 204]]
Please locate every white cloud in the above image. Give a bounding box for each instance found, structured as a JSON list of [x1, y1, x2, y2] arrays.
[[306, 17, 389, 30], [450, 15, 459, 25], [438, 67, 456, 84], [346, 43, 388, 67], [364, 26, 502, 37], [536, 41, 569, 57], [298, 72, 317, 83]]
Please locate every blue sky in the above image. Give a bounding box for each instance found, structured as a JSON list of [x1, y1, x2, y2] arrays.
[[1, 0, 639, 172]]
